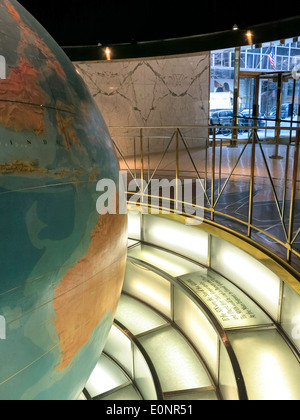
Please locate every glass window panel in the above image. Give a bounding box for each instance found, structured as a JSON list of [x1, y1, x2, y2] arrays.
[[262, 55, 268, 69], [210, 48, 234, 110], [247, 54, 253, 69], [85, 354, 129, 398], [240, 52, 245, 69], [164, 390, 218, 400], [139, 326, 211, 393], [179, 269, 272, 329], [128, 239, 139, 247], [254, 54, 260, 69], [174, 287, 219, 381], [128, 244, 200, 277], [98, 385, 142, 400], [228, 329, 300, 400], [142, 215, 209, 265], [219, 341, 239, 400], [104, 325, 133, 378], [123, 259, 171, 318], [214, 53, 221, 66], [210, 237, 281, 320], [115, 294, 168, 336], [133, 344, 158, 400], [223, 52, 230, 67], [143, 216, 208, 264], [128, 211, 141, 240], [281, 283, 300, 352]]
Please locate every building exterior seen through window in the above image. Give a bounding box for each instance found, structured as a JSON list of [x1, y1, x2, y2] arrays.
[[210, 38, 300, 139]]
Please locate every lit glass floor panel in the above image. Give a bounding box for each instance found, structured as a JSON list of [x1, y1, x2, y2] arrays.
[[85, 354, 129, 398], [179, 268, 273, 329], [128, 239, 140, 248], [164, 390, 218, 400], [97, 385, 142, 401], [128, 244, 200, 277], [138, 326, 212, 393], [115, 294, 169, 336], [228, 329, 300, 400]]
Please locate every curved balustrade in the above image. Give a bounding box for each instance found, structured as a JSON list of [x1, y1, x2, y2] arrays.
[[124, 212, 300, 400], [81, 212, 300, 401], [111, 124, 300, 271]]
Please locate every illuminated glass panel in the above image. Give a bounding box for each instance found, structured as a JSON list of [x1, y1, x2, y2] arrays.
[[219, 341, 239, 400], [128, 244, 200, 277], [142, 215, 208, 265], [133, 344, 158, 400], [179, 269, 272, 329], [281, 283, 300, 353], [98, 385, 142, 400], [210, 237, 281, 320], [128, 239, 139, 247], [174, 287, 219, 381], [164, 390, 218, 400], [228, 329, 300, 400], [128, 211, 141, 240], [104, 325, 133, 378], [85, 354, 129, 398], [123, 259, 171, 318], [139, 326, 211, 393], [115, 294, 168, 336]]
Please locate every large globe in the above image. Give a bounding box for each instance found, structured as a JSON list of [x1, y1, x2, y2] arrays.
[[0, 0, 127, 400]]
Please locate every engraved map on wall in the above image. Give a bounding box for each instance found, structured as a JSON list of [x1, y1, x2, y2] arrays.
[[180, 269, 273, 329], [75, 54, 209, 128]]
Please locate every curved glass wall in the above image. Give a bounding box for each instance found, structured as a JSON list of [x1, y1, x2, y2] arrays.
[[122, 211, 300, 400]]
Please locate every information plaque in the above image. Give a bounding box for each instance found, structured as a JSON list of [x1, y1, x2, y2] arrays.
[[179, 269, 273, 329]]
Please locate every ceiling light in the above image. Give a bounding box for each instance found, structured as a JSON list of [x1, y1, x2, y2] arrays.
[[105, 47, 111, 60]]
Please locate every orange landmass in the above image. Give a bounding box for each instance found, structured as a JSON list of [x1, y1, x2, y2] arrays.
[[0, 57, 46, 134], [4, 0, 66, 80], [53, 212, 127, 371], [0, 159, 87, 179], [56, 112, 81, 150]]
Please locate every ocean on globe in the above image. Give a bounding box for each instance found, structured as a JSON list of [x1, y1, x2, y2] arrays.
[[0, 0, 127, 400]]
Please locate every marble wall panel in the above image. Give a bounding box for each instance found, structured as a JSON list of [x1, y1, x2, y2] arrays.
[[75, 53, 210, 156]]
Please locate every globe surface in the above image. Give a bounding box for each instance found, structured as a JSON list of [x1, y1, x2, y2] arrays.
[[0, 0, 127, 400]]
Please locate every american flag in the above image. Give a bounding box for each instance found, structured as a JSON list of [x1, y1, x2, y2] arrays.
[[268, 48, 276, 70]]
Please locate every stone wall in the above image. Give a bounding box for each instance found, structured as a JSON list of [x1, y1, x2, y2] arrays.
[[75, 53, 210, 156]]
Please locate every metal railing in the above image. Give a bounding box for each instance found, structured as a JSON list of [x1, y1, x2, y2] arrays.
[[110, 124, 300, 273]]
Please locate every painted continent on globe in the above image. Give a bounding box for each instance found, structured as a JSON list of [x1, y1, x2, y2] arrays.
[[0, 0, 127, 400]]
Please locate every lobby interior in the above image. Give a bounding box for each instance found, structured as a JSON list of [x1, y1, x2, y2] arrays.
[[72, 13, 300, 400], [3, 0, 300, 400]]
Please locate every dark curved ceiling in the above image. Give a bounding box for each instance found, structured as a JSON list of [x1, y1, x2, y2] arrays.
[[18, 0, 300, 47]]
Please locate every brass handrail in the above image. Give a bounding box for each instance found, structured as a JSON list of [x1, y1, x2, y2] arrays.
[[110, 124, 300, 272]]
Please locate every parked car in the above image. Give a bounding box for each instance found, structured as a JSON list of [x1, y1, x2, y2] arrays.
[[268, 103, 297, 120], [239, 109, 266, 127], [210, 109, 248, 135]]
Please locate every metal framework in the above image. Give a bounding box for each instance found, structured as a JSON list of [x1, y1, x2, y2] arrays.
[[111, 125, 300, 273]]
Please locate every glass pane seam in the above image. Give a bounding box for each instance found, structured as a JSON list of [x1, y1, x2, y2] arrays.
[[164, 385, 216, 397], [121, 291, 172, 324], [128, 240, 141, 249], [135, 323, 171, 339], [225, 324, 277, 333], [102, 352, 133, 383], [92, 381, 132, 400], [170, 321, 217, 390], [140, 240, 207, 269]]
